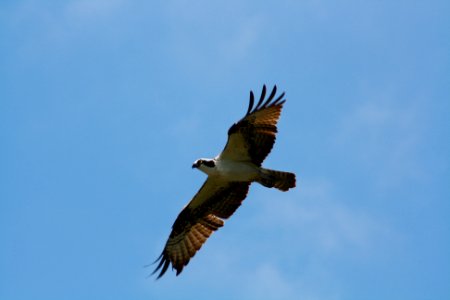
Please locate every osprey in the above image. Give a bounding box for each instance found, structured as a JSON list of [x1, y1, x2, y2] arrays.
[[153, 85, 296, 278]]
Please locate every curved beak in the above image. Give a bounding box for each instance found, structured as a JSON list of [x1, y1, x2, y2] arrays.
[[192, 163, 197, 169]]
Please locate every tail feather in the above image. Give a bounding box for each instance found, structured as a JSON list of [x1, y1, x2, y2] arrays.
[[258, 169, 296, 191]]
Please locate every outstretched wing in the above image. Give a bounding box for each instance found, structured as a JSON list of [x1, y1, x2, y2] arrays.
[[219, 85, 286, 166], [153, 179, 250, 278]]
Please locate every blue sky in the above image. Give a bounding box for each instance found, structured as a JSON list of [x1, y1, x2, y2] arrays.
[[1, 0, 449, 299]]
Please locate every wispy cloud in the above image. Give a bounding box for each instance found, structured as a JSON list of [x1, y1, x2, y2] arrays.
[[242, 263, 297, 300], [5, 0, 125, 28], [249, 179, 395, 256], [191, 179, 398, 299], [332, 95, 427, 189], [2, 0, 128, 62], [160, 1, 266, 75], [241, 262, 343, 300], [217, 14, 265, 62], [195, 248, 338, 300]]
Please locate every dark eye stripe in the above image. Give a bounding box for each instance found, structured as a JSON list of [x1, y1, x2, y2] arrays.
[[203, 160, 215, 168]]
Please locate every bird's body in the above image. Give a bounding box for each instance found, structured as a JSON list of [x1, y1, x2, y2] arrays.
[[198, 158, 260, 181], [153, 85, 296, 278]]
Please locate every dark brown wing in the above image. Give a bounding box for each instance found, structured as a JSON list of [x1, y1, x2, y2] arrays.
[[153, 179, 250, 279], [219, 85, 286, 166]]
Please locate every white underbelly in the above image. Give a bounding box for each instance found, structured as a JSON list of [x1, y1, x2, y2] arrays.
[[214, 159, 259, 181]]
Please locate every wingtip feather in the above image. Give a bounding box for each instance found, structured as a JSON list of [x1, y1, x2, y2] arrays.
[[151, 251, 171, 279], [246, 91, 255, 115], [262, 85, 278, 108], [248, 85, 286, 113], [256, 84, 267, 110], [273, 92, 285, 105]]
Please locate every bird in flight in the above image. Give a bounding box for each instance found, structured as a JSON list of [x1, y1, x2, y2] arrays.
[[153, 85, 296, 278]]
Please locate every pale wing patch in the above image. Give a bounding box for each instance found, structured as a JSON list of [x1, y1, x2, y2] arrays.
[[187, 178, 227, 209], [218, 132, 251, 161]]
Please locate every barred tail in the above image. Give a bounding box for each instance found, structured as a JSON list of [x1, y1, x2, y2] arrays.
[[257, 168, 296, 191]]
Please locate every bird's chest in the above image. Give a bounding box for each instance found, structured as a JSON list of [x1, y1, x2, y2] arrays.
[[213, 159, 258, 181]]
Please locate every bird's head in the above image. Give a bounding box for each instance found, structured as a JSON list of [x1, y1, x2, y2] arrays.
[[192, 159, 216, 170]]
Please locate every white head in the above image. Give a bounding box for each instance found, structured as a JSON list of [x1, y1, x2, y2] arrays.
[[192, 158, 216, 175]]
